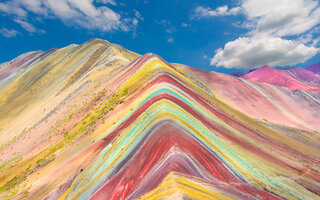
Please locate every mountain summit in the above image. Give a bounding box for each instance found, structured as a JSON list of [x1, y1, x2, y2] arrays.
[[0, 39, 319, 200]]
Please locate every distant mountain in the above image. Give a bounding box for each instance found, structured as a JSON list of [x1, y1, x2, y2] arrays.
[[0, 39, 320, 200], [306, 62, 320, 74], [281, 67, 320, 84], [248, 68, 257, 73], [241, 65, 318, 91], [230, 71, 245, 77], [229, 68, 256, 78]]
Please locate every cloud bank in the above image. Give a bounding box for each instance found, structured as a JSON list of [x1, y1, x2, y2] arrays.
[[211, 36, 318, 69]]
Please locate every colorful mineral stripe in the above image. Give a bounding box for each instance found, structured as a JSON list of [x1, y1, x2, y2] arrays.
[[0, 39, 319, 200]]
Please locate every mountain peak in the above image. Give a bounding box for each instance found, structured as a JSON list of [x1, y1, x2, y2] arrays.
[[81, 38, 111, 48], [260, 65, 273, 69]]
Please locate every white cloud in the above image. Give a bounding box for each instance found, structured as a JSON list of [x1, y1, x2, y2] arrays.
[[13, 18, 37, 33], [202, 54, 210, 60], [166, 28, 176, 34], [97, 0, 116, 6], [0, 28, 20, 38], [211, 36, 319, 69], [196, 0, 320, 69], [0, 1, 27, 17], [193, 5, 241, 18], [132, 18, 138, 26], [167, 37, 174, 43], [243, 0, 320, 36], [134, 10, 143, 21], [19, 0, 48, 15], [131, 10, 143, 27], [181, 23, 188, 28], [157, 20, 176, 33], [0, 0, 139, 34]]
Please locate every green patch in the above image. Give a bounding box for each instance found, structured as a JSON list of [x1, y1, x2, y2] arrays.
[[123, 88, 128, 96], [0, 165, 31, 194]]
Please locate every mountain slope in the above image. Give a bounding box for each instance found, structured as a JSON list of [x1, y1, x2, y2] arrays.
[[0, 39, 319, 200]]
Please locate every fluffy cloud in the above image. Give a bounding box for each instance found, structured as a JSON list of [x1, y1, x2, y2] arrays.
[[0, 0, 140, 34], [198, 0, 320, 69], [0, 2, 27, 17], [193, 5, 241, 18], [211, 36, 319, 69], [243, 0, 320, 36]]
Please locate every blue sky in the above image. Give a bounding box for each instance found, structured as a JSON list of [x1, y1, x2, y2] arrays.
[[0, 0, 320, 74]]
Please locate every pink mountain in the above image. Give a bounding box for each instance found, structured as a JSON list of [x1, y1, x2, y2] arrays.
[[241, 65, 318, 91], [306, 62, 320, 74], [281, 67, 320, 84]]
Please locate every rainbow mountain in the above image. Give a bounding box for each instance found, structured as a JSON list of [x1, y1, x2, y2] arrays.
[[0, 38, 320, 200]]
